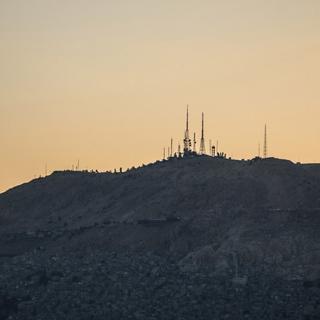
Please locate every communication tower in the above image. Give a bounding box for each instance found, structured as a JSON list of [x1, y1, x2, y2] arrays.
[[183, 106, 192, 154], [263, 124, 267, 159], [199, 113, 206, 155]]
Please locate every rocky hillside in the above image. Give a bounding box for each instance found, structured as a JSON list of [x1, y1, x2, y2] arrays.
[[0, 156, 320, 319]]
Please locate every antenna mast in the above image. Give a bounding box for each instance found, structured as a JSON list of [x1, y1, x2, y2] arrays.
[[199, 112, 206, 155], [183, 106, 191, 154], [263, 124, 267, 159]]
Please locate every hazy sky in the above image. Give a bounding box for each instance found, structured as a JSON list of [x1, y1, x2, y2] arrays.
[[1, 0, 320, 192]]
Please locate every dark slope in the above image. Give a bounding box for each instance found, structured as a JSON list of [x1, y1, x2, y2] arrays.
[[1, 157, 320, 320], [0, 156, 320, 265], [1, 156, 320, 231]]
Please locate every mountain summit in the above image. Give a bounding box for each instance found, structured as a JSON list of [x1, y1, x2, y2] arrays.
[[1, 157, 320, 319]]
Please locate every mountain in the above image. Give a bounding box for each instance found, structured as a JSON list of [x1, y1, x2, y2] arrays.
[[1, 156, 320, 319]]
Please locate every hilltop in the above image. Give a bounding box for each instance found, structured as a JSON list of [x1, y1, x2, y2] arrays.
[[0, 156, 320, 319]]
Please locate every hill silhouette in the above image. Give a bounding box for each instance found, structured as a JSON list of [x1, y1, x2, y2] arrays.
[[0, 156, 320, 319]]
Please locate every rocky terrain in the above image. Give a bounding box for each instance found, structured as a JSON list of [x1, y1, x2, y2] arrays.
[[0, 156, 320, 319]]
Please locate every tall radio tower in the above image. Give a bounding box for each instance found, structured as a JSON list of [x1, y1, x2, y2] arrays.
[[199, 112, 206, 155], [183, 106, 192, 154], [263, 124, 267, 159]]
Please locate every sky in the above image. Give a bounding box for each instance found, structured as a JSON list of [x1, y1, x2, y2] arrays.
[[1, 0, 320, 193]]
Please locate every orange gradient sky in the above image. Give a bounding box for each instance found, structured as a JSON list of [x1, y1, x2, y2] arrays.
[[1, 0, 320, 193]]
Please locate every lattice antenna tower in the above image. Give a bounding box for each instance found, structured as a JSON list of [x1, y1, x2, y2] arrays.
[[263, 124, 267, 159], [199, 112, 206, 155], [183, 106, 191, 154]]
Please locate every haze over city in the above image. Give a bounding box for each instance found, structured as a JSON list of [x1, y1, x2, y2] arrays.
[[1, 0, 320, 192]]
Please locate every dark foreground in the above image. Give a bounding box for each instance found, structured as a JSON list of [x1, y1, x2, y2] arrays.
[[1, 251, 320, 320]]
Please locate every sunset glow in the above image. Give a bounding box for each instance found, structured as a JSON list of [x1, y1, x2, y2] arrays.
[[1, 0, 320, 192]]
